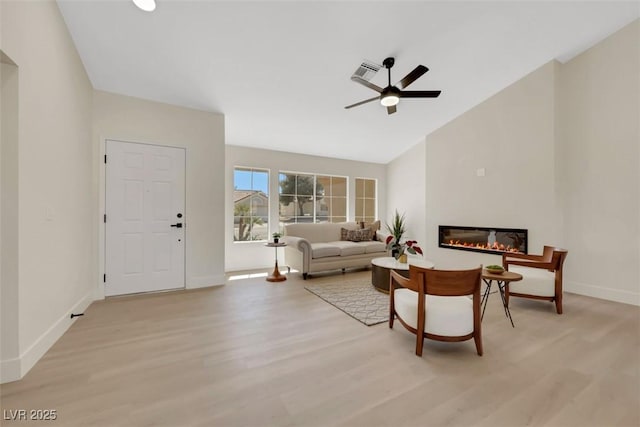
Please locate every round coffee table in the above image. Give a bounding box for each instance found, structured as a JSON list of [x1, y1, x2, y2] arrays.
[[371, 257, 435, 293]]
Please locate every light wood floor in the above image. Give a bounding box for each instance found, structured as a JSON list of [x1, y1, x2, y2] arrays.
[[1, 269, 639, 427]]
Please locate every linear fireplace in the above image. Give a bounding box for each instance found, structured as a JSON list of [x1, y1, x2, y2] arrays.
[[439, 225, 528, 255]]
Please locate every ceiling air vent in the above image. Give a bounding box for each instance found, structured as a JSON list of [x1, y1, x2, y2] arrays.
[[351, 60, 381, 81]]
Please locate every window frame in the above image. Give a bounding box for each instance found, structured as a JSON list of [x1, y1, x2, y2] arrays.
[[278, 170, 348, 226], [233, 166, 270, 243], [354, 177, 377, 223]]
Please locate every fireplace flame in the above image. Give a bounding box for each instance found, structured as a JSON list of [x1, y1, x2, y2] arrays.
[[446, 239, 522, 253]]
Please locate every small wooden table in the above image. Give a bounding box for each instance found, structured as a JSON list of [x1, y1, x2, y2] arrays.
[[481, 269, 523, 327], [265, 242, 287, 282], [371, 257, 435, 293]]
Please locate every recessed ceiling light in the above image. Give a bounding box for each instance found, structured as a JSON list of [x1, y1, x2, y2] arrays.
[[133, 0, 156, 12]]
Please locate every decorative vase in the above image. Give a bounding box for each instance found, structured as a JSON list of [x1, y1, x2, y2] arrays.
[[398, 254, 408, 264], [273, 238, 279, 244]]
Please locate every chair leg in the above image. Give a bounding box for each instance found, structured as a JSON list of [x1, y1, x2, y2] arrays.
[[303, 273, 308, 280], [474, 333, 483, 356], [389, 286, 395, 328], [555, 294, 563, 315], [416, 335, 424, 357]]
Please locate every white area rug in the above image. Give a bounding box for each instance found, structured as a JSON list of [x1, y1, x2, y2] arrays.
[[304, 278, 389, 326]]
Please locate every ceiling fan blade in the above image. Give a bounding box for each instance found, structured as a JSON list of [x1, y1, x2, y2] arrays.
[[344, 96, 379, 109], [387, 105, 397, 115], [397, 65, 429, 89], [350, 76, 383, 93], [399, 90, 441, 98]]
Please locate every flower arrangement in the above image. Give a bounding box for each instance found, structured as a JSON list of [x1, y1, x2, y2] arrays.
[[385, 210, 423, 260], [385, 236, 423, 259]]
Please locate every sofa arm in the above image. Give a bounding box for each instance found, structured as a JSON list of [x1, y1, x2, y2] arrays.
[[282, 236, 312, 274], [283, 236, 311, 253], [376, 230, 391, 244]]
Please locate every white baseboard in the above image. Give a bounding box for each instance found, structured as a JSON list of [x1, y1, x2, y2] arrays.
[[225, 263, 273, 273], [187, 274, 225, 289], [0, 357, 21, 383], [1, 291, 95, 384], [225, 266, 273, 274], [565, 280, 640, 306]]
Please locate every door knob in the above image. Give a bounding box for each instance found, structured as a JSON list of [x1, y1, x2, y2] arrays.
[[170, 223, 183, 228]]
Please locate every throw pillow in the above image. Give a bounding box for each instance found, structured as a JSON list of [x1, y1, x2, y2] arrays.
[[340, 227, 350, 241], [360, 220, 381, 240], [346, 227, 373, 242]]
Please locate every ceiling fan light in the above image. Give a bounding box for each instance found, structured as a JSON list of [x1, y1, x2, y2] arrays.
[[380, 95, 399, 107], [133, 0, 156, 12]]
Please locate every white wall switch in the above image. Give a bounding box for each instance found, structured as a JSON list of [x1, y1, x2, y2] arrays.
[[476, 168, 486, 177]]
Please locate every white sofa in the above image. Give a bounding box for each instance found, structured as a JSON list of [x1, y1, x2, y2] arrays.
[[283, 222, 388, 279]]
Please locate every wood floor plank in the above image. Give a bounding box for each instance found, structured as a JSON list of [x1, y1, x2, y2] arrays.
[[1, 270, 638, 426]]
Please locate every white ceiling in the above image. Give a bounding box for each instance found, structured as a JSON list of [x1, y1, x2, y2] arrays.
[[57, 0, 639, 164]]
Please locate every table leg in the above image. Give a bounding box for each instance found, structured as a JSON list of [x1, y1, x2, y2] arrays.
[[497, 280, 515, 328], [267, 247, 286, 282], [267, 259, 286, 282], [481, 279, 492, 321]]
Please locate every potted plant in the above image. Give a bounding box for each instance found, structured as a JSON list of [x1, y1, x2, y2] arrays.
[[385, 210, 406, 257], [272, 232, 282, 244], [385, 210, 423, 262]]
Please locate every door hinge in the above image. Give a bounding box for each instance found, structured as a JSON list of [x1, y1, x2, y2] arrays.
[[103, 214, 106, 223], [103, 274, 106, 283], [104, 154, 107, 163]]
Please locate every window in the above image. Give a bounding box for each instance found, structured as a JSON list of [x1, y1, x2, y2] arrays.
[[233, 167, 269, 241], [279, 172, 347, 226], [316, 175, 347, 223], [355, 178, 376, 223]]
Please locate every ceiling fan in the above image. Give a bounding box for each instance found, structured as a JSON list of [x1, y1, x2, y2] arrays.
[[345, 57, 441, 115]]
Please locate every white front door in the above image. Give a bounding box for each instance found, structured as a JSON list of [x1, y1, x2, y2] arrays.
[[105, 140, 186, 296]]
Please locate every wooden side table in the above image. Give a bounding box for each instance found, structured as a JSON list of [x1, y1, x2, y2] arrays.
[[265, 242, 287, 282], [481, 269, 523, 327]]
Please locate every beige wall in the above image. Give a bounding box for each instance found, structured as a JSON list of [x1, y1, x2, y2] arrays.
[[1, 58, 20, 374], [93, 91, 226, 293], [225, 145, 387, 271], [387, 20, 639, 304], [423, 61, 560, 269], [386, 140, 427, 247], [558, 20, 639, 304], [1, 0, 95, 382]]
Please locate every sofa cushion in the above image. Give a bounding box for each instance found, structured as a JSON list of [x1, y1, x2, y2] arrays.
[[326, 241, 366, 256], [344, 227, 373, 242], [359, 240, 387, 254], [311, 243, 342, 259], [287, 222, 358, 243]]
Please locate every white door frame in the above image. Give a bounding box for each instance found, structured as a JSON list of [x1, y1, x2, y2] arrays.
[[97, 138, 187, 299]]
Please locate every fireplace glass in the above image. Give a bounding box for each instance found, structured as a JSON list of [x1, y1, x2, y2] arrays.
[[438, 225, 528, 255]]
